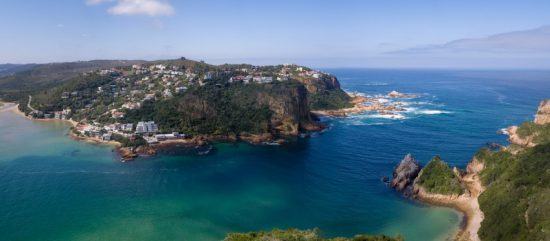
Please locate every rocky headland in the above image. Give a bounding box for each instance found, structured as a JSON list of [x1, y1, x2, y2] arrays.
[[392, 99, 550, 241]]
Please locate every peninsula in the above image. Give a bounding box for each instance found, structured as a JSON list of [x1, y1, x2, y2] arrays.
[[391, 99, 550, 241], [0, 58, 358, 159]]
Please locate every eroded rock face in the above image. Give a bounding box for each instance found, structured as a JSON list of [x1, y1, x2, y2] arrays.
[[534, 99, 550, 125], [391, 154, 421, 196]]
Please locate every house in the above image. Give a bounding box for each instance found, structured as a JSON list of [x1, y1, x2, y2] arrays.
[[155, 132, 184, 141], [121, 123, 133, 132], [175, 86, 187, 93], [136, 121, 158, 134], [122, 102, 141, 110], [102, 133, 112, 141], [144, 93, 155, 101], [62, 108, 71, 116], [54, 111, 63, 119], [229, 76, 245, 83], [163, 89, 173, 98], [144, 136, 158, 144], [111, 111, 125, 119]]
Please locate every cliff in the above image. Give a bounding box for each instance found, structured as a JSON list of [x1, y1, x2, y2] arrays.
[[534, 99, 550, 125], [390, 154, 421, 197]]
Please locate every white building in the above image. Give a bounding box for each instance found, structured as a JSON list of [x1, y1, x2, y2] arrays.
[[136, 121, 159, 134]]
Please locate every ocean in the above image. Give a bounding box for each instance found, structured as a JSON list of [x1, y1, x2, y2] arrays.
[[1, 69, 549, 241]]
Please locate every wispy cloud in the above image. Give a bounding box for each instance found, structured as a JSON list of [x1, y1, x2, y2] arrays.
[[86, 0, 174, 17], [388, 26, 550, 55]]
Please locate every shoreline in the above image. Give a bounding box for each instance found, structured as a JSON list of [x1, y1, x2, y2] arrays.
[[2, 103, 312, 161], [414, 158, 485, 241], [311, 93, 410, 117]]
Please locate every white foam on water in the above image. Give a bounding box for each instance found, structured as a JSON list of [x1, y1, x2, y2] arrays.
[[404, 106, 452, 115], [369, 113, 407, 120], [498, 128, 510, 135], [417, 110, 452, 115], [361, 82, 389, 86]]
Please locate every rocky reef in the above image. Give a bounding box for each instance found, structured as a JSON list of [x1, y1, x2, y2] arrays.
[[390, 154, 421, 197]]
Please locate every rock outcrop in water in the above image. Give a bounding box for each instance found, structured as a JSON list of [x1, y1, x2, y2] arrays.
[[534, 99, 550, 125], [391, 154, 421, 196]]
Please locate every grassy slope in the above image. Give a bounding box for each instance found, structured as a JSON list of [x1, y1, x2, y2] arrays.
[[309, 89, 353, 110], [516, 122, 550, 145], [476, 124, 550, 241], [224, 229, 403, 241], [416, 156, 464, 195]]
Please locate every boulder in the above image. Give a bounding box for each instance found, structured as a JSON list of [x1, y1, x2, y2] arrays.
[[391, 154, 421, 196]]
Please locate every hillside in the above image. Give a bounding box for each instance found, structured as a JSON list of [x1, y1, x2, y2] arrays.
[[0, 60, 145, 100], [408, 100, 550, 241], [415, 156, 464, 195], [1, 58, 353, 145]]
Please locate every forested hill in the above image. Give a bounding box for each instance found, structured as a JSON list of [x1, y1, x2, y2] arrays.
[[0, 60, 145, 98], [0, 58, 352, 138]]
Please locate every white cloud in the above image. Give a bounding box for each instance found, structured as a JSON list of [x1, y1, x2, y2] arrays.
[[86, 0, 113, 5], [87, 0, 174, 16], [388, 26, 550, 55]]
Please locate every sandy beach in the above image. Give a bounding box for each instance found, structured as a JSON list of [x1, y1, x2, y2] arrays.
[[415, 158, 485, 241]]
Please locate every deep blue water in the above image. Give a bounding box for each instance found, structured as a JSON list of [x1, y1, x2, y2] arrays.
[[1, 69, 549, 241]]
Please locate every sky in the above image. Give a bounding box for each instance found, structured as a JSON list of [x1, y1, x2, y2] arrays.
[[1, 0, 550, 69]]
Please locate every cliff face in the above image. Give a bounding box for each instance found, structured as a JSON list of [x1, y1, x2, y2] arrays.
[[534, 99, 550, 125], [298, 75, 341, 93], [257, 84, 317, 135], [135, 82, 322, 138], [391, 154, 421, 197]]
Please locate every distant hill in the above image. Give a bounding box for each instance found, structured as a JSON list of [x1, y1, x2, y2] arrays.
[[0, 64, 37, 77], [0, 60, 145, 97]]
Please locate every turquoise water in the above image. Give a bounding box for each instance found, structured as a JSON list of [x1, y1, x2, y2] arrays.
[[1, 69, 549, 241]]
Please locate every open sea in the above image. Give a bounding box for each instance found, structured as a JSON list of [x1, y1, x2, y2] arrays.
[[1, 69, 549, 241]]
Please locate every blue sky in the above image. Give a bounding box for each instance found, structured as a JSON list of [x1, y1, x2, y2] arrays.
[[1, 0, 550, 68]]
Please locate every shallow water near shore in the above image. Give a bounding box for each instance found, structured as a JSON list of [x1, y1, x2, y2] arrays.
[[1, 69, 549, 241]]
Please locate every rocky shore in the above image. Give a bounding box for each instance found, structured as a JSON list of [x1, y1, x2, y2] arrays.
[[505, 99, 550, 149], [311, 91, 413, 117], [413, 158, 485, 241], [390, 154, 421, 197], [390, 155, 485, 241]]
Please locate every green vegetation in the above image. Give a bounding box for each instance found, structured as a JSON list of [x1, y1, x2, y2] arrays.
[[516, 122, 550, 145], [0, 60, 142, 94], [123, 83, 277, 135], [476, 142, 550, 241], [416, 156, 464, 195], [224, 229, 403, 241], [0, 59, 352, 137], [310, 89, 353, 110]]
